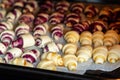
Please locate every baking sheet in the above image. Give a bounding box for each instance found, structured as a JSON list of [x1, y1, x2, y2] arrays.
[[0, 0, 120, 77]]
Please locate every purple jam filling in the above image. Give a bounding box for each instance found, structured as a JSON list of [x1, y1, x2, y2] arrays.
[[6, 52, 13, 60], [15, 28, 29, 35], [66, 14, 79, 19], [34, 26, 44, 31], [54, 31, 63, 37], [22, 54, 35, 63], [50, 20, 60, 25], [31, 49, 37, 54], [12, 37, 23, 48], [51, 28, 61, 33], [89, 5, 97, 15], [35, 38, 42, 46], [44, 45, 49, 52], [0, 51, 3, 55], [2, 37, 12, 44]]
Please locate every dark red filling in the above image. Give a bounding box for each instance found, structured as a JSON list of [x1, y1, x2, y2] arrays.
[[6, 52, 13, 60], [33, 26, 44, 31], [12, 37, 23, 48], [35, 38, 42, 46], [22, 54, 36, 63]]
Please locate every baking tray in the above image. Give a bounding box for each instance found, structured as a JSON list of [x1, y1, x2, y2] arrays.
[[0, 0, 120, 80]]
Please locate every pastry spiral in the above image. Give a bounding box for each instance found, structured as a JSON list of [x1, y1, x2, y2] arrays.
[[34, 12, 49, 26], [35, 35, 52, 48], [92, 46, 108, 64], [99, 7, 113, 22], [64, 31, 79, 43], [12, 58, 33, 67], [49, 12, 64, 25], [41, 52, 63, 66], [21, 49, 40, 63], [0, 30, 15, 45], [65, 13, 81, 27], [4, 48, 23, 63], [62, 43, 77, 55], [103, 30, 119, 47], [12, 33, 35, 48], [79, 31, 92, 46], [70, 3, 84, 14], [90, 20, 108, 33], [108, 45, 120, 63], [43, 42, 62, 53], [15, 23, 30, 37], [76, 45, 92, 63], [63, 54, 77, 71], [6, 9, 22, 24], [93, 31, 104, 48], [33, 23, 49, 37], [84, 5, 99, 18], [0, 21, 13, 33], [51, 24, 64, 41], [55, 1, 70, 13], [37, 59, 56, 71]]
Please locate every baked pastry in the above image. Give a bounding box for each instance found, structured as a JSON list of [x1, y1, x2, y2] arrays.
[[6, 9, 22, 24], [0, 9, 6, 21], [35, 35, 52, 48], [64, 13, 80, 27], [13, 0, 26, 10], [21, 49, 40, 63], [70, 3, 84, 14], [55, 1, 70, 13], [64, 31, 79, 43], [109, 22, 120, 34], [0, 30, 15, 45], [62, 43, 77, 55], [49, 12, 64, 25], [90, 20, 108, 33], [108, 45, 120, 63], [93, 31, 104, 48], [113, 8, 120, 21], [33, 23, 49, 37], [99, 7, 113, 23], [39, 0, 54, 13], [4, 48, 23, 63], [0, 42, 8, 54], [12, 57, 33, 67], [34, 12, 49, 26], [84, 5, 99, 18], [72, 20, 92, 34], [103, 30, 119, 47], [18, 13, 35, 28], [23, 0, 38, 14], [12, 33, 35, 48], [92, 46, 108, 64], [37, 59, 56, 71], [0, 21, 13, 33], [41, 52, 63, 66], [63, 54, 77, 71], [79, 31, 92, 46], [0, 0, 15, 9], [76, 45, 92, 63], [43, 42, 62, 53], [51, 24, 64, 41], [15, 22, 30, 37]]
